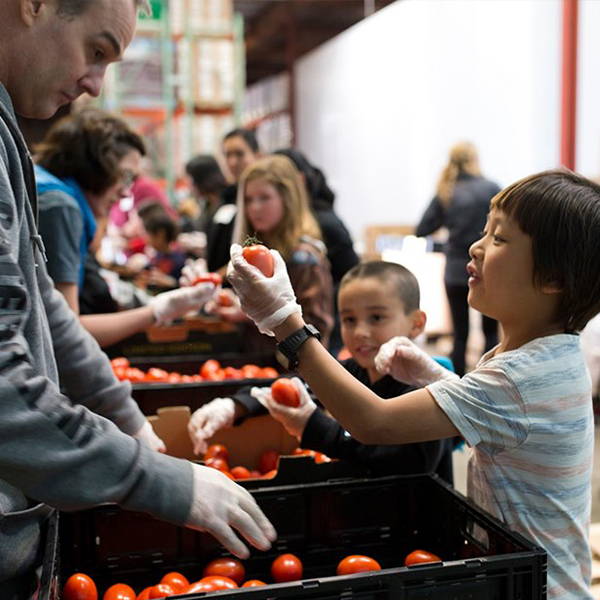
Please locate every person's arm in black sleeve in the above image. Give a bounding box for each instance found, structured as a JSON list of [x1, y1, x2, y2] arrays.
[[230, 385, 268, 424], [415, 196, 445, 238], [301, 407, 448, 477]]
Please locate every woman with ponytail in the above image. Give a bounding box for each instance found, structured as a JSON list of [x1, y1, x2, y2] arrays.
[[416, 142, 500, 375]]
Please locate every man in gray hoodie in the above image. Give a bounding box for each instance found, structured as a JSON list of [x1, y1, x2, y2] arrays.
[[0, 1, 276, 597]]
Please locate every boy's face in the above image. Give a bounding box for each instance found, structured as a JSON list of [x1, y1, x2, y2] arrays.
[[468, 209, 559, 327], [223, 136, 258, 182], [339, 276, 425, 378]]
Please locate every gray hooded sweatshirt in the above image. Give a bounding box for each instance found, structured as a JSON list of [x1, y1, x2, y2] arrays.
[[0, 84, 193, 584]]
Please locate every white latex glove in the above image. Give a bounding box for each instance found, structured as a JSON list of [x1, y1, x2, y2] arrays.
[[133, 420, 167, 453], [150, 282, 216, 325], [251, 378, 317, 440], [227, 244, 301, 336], [179, 258, 208, 287], [374, 336, 459, 388], [188, 398, 236, 455], [187, 464, 277, 559]]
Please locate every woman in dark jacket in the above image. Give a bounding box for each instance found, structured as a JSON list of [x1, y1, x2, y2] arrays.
[[416, 142, 500, 375]]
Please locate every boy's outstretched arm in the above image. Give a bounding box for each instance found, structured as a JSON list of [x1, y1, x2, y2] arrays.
[[228, 246, 458, 445]]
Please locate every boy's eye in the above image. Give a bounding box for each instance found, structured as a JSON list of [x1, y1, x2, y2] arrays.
[[341, 317, 355, 326], [369, 314, 384, 323]]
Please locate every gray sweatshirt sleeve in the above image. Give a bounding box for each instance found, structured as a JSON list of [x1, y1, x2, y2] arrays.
[[41, 268, 146, 436], [0, 139, 193, 525]]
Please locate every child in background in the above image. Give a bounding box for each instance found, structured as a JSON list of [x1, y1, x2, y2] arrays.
[[188, 261, 453, 483], [141, 210, 188, 289], [228, 169, 600, 599]]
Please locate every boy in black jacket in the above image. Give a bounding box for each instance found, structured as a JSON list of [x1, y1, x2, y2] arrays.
[[189, 261, 453, 482]]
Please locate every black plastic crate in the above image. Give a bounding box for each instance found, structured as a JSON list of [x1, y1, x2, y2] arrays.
[[56, 474, 546, 599]]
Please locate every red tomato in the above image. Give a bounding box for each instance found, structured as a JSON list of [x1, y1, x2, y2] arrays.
[[223, 366, 243, 380], [258, 449, 279, 474], [404, 549, 442, 566], [135, 588, 152, 600], [199, 575, 238, 590], [292, 448, 316, 458], [63, 573, 98, 600], [125, 367, 145, 383], [259, 366, 279, 379], [147, 583, 175, 599], [271, 553, 303, 583], [184, 581, 216, 593], [205, 457, 229, 472], [203, 369, 224, 381], [180, 374, 195, 383], [110, 357, 130, 369], [160, 572, 189, 593], [271, 378, 300, 408], [145, 367, 169, 382], [241, 364, 262, 379], [203, 557, 246, 585], [167, 373, 182, 383], [314, 452, 331, 464], [200, 359, 221, 378], [242, 580, 266, 587], [103, 584, 136, 600], [205, 444, 229, 461], [249, 470, 261, 478], [230, 466, 251, 480], [192, 273, 222, 286], [242, 244, 274, 277], [217, 290, 234, 307], [112, 366, 128, 381], [336, 555, 381, 575], [262, 469, 277, 479]]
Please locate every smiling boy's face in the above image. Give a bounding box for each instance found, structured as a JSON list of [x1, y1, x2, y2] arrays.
[[339, 276, 425, 381]]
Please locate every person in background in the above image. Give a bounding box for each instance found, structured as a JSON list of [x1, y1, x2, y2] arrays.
[[228, 169, 600, 600], [35, 109, 215, 347], [183, 154, 228, 234], [205, 128, 261, 273], [140, 209, 188, 289], [415, 141, 500, 375], [0, 0, 274, 594], [183, 154, 334, 356], [275, 148, 359, 354], [189, 261, 454, 485]]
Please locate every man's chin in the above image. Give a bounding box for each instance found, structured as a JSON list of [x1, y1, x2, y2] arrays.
[[17, 101, 66, 121]]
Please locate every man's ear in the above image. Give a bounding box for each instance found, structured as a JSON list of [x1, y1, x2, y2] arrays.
[[408, 309, 427, 339], [20, 0, 47, 26], [541, 281, 563, 295]]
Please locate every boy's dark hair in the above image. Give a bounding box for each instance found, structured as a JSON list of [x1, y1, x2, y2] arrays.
[[35, 108, 145, 195], [223, 128, 260, 153], [340, 261, 420, 314], [185, 154, 227, 195], [142, 211, 179, 244], [491, 168, 600, 331]]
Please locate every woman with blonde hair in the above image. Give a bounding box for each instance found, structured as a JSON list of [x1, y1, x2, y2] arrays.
[[416, 142, 500, 375], [212, 154, 334, 349]]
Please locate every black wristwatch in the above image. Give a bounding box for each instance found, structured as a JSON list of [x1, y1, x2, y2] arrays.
[[275, 324, 321, 371]]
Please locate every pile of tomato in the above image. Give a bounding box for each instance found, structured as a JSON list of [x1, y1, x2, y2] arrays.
[[63, 548, 442, 599], [202, 443, 331, 481], [110, 358, 278, 384]]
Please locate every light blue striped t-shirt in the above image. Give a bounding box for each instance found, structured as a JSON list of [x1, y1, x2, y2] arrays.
[[428, 333, 593, 599]]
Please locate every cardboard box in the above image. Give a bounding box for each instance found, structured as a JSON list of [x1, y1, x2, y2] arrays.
[[148, 405, 298, 470]]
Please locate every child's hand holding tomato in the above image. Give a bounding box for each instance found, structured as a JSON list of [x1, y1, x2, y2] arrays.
[[227, 243, 301, 336], [250, 377, 317, 440]]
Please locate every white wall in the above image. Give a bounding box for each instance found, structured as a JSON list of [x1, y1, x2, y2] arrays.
[[577, 0, 600, 178], [295, 0, 561, 244]]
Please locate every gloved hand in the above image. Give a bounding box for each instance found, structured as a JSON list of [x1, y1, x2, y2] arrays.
[[188, 398, 236, 455], [187, 464, 277, 559], [133, 420, 166, 453], [250, 378, 317, 440], [150, 282, 216, 325], [179, 258, 208, 287], [227, 244, 301, 336], [374, 336, 459, 388]]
